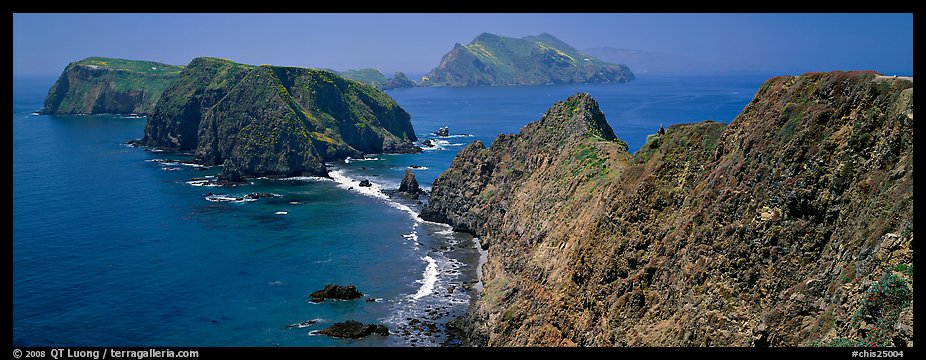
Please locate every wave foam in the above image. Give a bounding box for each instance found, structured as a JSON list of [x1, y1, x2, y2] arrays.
[[278, 176, 331, 182], [474, 238, 488, 292], [186, 180, 220, 187], [328, 169, 422, 222], [205, 194, 257, 203], [411, 256, 439, 300], [344, 157, 382, 164]]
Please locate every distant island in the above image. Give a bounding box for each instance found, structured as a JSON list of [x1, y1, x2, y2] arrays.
[[41, 57, 184, 115], [421, 33, 635, 86], [335, 68, 416, 90]]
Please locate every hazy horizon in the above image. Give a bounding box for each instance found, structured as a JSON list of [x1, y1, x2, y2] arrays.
[[13, 13, 913, 77]]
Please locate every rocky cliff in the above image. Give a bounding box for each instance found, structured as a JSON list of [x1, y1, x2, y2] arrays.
[[41, 57, 184, 115], [422, 33, 634, 86], [141, 57, 418, 179], [423, 71, 913, 347]]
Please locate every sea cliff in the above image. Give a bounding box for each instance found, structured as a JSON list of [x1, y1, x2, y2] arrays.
[[424, 71, 913, 346]]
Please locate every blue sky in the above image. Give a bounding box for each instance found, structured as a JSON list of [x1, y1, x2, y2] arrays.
[[13, 13, 913, 76]]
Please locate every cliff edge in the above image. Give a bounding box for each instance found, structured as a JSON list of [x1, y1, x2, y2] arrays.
[[423, 71, 913, 347]]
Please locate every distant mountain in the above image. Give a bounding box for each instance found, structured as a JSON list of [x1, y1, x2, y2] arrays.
[[422, 33, 634, 86], [41, 57, 184, 115], [335, 68, 416, 90], [583, 47, 762, 75]]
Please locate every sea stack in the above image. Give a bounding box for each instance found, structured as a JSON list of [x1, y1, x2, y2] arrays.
[[399, 169, 422, 196]]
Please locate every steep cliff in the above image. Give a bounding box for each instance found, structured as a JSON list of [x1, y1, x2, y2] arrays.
[[422, 33, 634, 86], [141, 57, 419, 179], [41, 57, 183, 115], [424, 71, 913, 347]]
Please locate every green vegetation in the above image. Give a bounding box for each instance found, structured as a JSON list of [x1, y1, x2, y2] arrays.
[[143, 56, 418, 179], [337, 68, 389, 88], [893, 263, 913, 278], [852, 273, 911, 347], [814, 272, 912, 347], [43, 57, 185, 115], [76, 56, 183, 75], [569, 143, 612, 181]]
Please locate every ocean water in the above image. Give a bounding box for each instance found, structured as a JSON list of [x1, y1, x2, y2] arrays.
[[13, 73, 770, 346]]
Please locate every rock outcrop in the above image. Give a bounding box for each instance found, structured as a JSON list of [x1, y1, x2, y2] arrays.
[[317, 320, 390, 338], [399, 169, 422, 196], [423, 71, 913, 347], [385, 72, 416, 89], [309, 284, 364, 303], [421, 33, 634, 86], [140, 57, 419, 179], [41, 57, 183, 115]]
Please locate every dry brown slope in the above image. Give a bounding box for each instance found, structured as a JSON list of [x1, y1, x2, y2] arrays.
[[423, 71, 913, 347]]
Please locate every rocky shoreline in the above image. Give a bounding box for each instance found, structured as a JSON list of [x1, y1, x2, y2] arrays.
[[421, 72, 914, 346]]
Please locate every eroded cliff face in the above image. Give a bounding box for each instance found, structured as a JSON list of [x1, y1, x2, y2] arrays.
[[424, 71, 913, 347], [141, 57, 418, 179]]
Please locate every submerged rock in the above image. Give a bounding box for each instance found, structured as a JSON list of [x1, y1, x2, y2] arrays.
[[244, 192, 275, 200], [287, 320, 317, 328], [317, 320, 389, 338], [358, 179, 372, 187], [309, 284, 364, 302]]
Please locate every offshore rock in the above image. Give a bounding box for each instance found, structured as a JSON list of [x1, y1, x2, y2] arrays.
[[309, 284, 364, 303], [317, 320, 390, 338], [399, 169, 422, 195]]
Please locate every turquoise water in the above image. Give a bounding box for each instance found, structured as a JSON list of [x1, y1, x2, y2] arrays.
[[12, 73, 771, 346]]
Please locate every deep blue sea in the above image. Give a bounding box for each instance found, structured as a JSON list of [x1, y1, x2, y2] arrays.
[[13, 73, 771, 346]]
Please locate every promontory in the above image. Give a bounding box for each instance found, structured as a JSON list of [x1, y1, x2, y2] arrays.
[[41, 57, 184, 115], [424, 71, 913, 347]]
